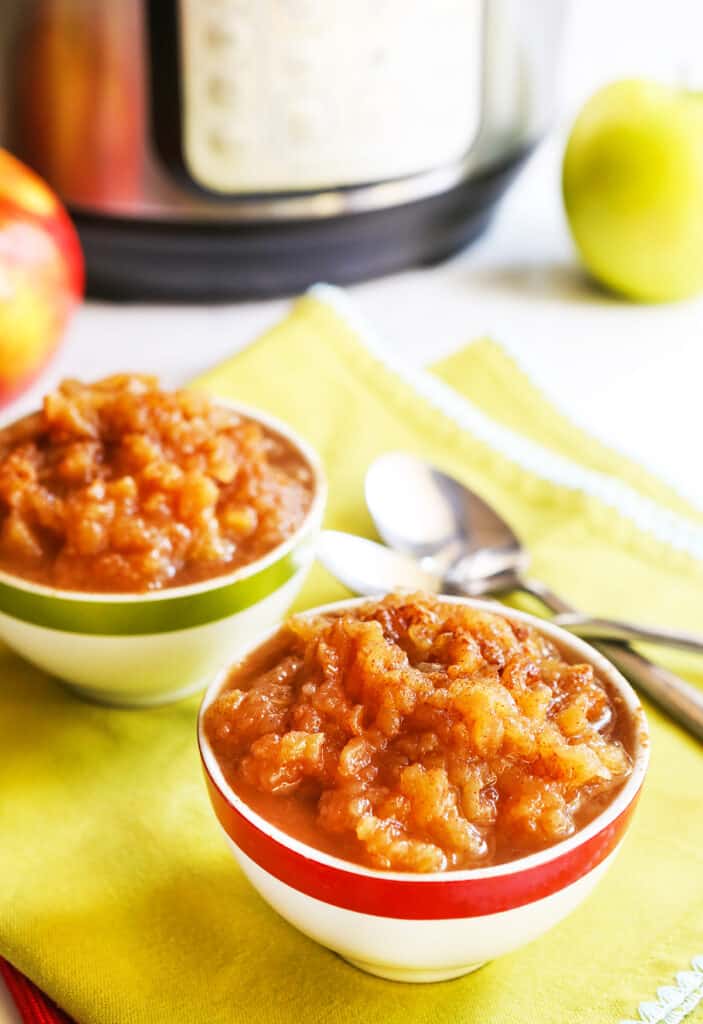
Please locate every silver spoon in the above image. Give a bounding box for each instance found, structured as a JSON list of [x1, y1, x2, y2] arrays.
[[363, 452, 703, 741], [318, 530, 703, 653], [364, 453, 703, 653], [318, 530, 441, 596]]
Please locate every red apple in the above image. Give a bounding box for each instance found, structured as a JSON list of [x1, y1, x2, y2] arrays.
[[0, 148, 83, 406]]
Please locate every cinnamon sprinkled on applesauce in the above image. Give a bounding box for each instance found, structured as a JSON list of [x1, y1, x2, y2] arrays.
[[0, 375, 313, 592], [205, 593, 632, 872]]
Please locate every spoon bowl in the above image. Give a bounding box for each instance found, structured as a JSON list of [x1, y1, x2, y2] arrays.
[[365, 452, 529, 584], [318, 530, 440, 596]]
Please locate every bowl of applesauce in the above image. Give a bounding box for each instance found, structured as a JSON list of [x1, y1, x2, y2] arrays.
[[0, 375, 326, 705], [198, 592, 649, 983]]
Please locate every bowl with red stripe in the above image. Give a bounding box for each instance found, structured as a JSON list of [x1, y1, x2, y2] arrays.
[[197, 597, 649, 983]]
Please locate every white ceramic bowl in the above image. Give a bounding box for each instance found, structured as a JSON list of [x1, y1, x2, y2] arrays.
[[198, 596, 649, 983], [0, 403, 326, 707]]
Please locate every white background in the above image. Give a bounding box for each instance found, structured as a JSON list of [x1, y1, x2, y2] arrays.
[[3, 1, 703, 1020]]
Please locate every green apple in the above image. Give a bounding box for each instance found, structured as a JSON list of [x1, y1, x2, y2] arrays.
[[563, 79, 703, 302]]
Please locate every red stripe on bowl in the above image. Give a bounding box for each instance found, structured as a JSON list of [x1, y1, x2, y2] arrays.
[[202, 762, 641, 920], [0, 960, 73, 1024]]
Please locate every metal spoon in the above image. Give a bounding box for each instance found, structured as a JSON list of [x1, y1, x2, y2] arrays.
[[318, 530, 703, 653], [364, 453, 703, 653], [318, 530, 441, 596], [363, 452, 703, 741]]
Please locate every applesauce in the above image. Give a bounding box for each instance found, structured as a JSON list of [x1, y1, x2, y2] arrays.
[[0, 375, 314, 592], [204, 593, 633, 873]]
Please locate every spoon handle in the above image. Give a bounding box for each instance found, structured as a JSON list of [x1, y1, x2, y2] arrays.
[[519, 577, 703, 742], [551, 612, 703, 655], [588, 642, 703, 742]]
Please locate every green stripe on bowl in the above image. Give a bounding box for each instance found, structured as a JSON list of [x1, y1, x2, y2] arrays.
[[0, 538, 311, 636]]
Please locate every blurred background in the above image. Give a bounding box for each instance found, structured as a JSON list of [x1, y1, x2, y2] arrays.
[[0, 0, 702, 501]]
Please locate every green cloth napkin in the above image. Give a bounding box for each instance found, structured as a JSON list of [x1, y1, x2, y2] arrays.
[[1, 287, 702, 1024]]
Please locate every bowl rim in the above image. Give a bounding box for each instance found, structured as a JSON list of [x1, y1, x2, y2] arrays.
[[197, 593, 650, 884], [0, 398, 327, 604]]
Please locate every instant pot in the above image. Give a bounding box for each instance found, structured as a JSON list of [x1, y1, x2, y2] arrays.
[[1, 1, 566, 300]]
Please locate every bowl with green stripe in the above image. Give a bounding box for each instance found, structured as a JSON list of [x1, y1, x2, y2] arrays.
[[0, 405, 326, 707]]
